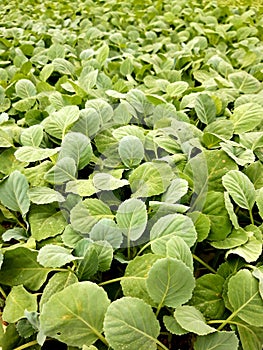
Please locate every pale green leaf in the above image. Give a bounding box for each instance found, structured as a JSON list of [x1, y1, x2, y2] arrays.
[[224, 192, 239, 229], [71, 108, 100, 137], [146, 258, 195, 308], [118, 135, 144, 168], [222, 170, 256, 210], [116, 198, 147, 241], [59, 132, 93, 170], [237, 318, 263, 350], [211, 228, 248, 249], [228, 71, 260, 94], [2, 285, 37, 323], [162, 178, 188, 204], [20, 125, 43, 147], [15, 146, 60, 162], [174, 306, 216, 335], [44, 157, 77, 184], [28, 187, 65, 204], [187, 212, 211, 242], [42, 105, 80, 139], [37, 244, 80, 268], [0, 170, 30, 216], [40, 282, 110, 347], [163, 315, 188, 335], [195, 94, 217, 125], [89, 219, 123, 249], [76, 243, 99, 281], [165, 236, 193, 271], [150, 214, 197, 254], [40, 272, 78, 311], [230, 103, 263, 133], [0, 247, 51, 290], [0, 129, 13, 147], [166, 81, 189, 97], [104, 297, 160, 350], [256, 188, 263, 219], [220, 140, 255, 166], [66, 179, 97, 197], [194, 331, 239, 350], [93, 173, 129, 191], [228, 269, 263, 326], [121, 254, 160, 305], [130, 162, 173, 198], [15, 79, 36, 99], [29, 204, 67, 241], [70, 199, 113, 234]]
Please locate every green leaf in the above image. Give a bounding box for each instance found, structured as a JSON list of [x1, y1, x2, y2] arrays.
[[93, 241, 113, 272], [253, 266, 263, 300], [15, 146, 60, 162], [194, 94, 217, 125], [146, 258, 195, 308], [189, 274, 226, 320], [2, 227, 28, 242], [226, 226, 262, 263], [47, 44, 65, 60], [13, 97, 36, 112], [42, 105, 80, 139], [96, 44, 109, 66], [118, 135, 144, 168], [227, 269, 263, 326], [40, 272, 78, 311], [129, 162, 173, 198], [29, 204, 67, 241], [202, 191, 232, 241], [0, 129, 13, 147], [230, 103, 263, 133], [70, 199, 113, 234], [174, 306, 216, 335], [162, 178, 188, 203], [59, 132, 93, 170], [187, 212, 211, 242], [44, 157, 77, 184], [121, 254, 160, 305], [76, 243, 99, 280], [237, 318, 263, 350], [166, 81, 189, 97], [224, 192, 239, 229], [85, 99, 113, 124], [0, 247, 51, 290], [0, 170, 30, 216], [244, 161, 263, 190], [37, 244, 80, 268], [211, 228, 248, 249], [194, 331, 239, 350], [150, 214, 197, 253], [165, 236, 193, 272], [40, 281, 110, 347], [66, 179, 97, 197], [220, 140, 255, 166], [222, 170, 256, 210], [89, 218, 123, 249], [15, 79, 36, 99], [28, 187, 65, 204], [228, 71, 260, 94], [163, 315, 188, 335], [20, 125, 44, 147], [116, 198, 147, 241], [2, 285, 37, 323], [93, 173, 129, 191], [72, 108, 100, 138], [53, 58, 75, 76], [104, 297, 160, 350]]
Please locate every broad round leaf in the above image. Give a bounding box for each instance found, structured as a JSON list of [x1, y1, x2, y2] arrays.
[[15, 79, 36, 99], [15, 146, 60, 162], [146, 258, 195, 308], [116, 198, 147, 241], [89, 218, 123, 249], [40, 281, 110, 347], [230, 103, 263, 133], [194, 94, 217, 125], [20, 125, 44, 147], [174, 306, 216, 335], [228, 269, 263, 326], [118, 135, 144, 168], [93, 173, 129, 191], [150, 214, 197, 254], [194, 331, 239, 350], [222, 170, 256, 210], [37, 244, 80, 268], [0, 170, 30, 216], [104, 297, 160, 350]]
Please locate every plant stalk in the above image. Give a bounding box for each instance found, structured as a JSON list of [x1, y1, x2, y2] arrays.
[[192, 254, 216, 273]]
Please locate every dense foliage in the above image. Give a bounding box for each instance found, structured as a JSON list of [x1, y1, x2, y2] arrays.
[[0, 0, 262, 349]]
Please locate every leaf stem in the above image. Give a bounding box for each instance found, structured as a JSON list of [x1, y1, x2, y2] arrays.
[[249, 209, 254, 225], [13, 340, 39, 350], [137, 241, 151, 256], [99, 277, 123, 286], [0, 286, 7, 299], [192, 254, 217, 273]]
